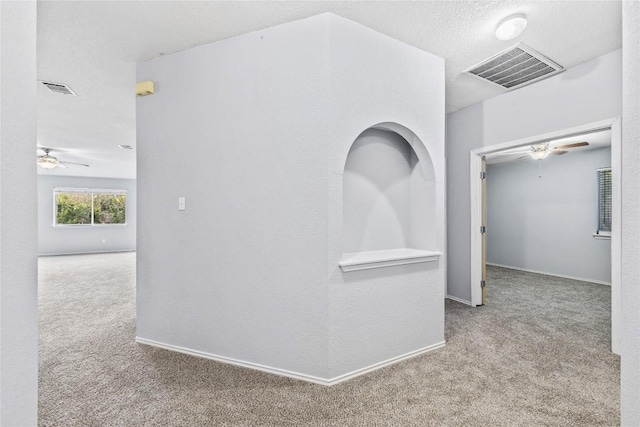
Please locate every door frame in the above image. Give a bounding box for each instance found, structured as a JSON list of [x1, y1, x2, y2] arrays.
[[469, 117, 622, 354]]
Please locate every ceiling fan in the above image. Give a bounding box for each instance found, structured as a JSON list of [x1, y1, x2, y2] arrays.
[[496, 141, 590, 162], [37, 147, 89, 169]]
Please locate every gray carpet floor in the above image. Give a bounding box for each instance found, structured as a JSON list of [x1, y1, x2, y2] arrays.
[[38, 253, 619, 426]]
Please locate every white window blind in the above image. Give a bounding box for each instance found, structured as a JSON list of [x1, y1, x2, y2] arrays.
[[597, 168, 612, 234]]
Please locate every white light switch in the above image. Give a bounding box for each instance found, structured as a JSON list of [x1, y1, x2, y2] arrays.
[[178, 197, 186, 211]]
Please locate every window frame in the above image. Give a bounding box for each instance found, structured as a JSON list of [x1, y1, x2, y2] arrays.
[[53, 187, 128, 227]]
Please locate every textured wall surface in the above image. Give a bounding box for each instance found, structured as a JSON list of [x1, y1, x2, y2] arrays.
[[325, 16, 445, 378], [137, 13, 331, 379], [446, 49, 622, 303], [0, 2, 38, 424], [137, 14, 444, 379], [343, 129, 413, 253], [621, 1, 640, 424], [38, 176, 137, 256], [487, 147, 612, 283], [137, 13, 445, 381]]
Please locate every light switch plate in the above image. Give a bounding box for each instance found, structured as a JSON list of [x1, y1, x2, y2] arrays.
[[178, 197, 186, 211]]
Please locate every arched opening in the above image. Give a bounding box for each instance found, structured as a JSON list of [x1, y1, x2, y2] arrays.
[[340, 124, 440, 271]]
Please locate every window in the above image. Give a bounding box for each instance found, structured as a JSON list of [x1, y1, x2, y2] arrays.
[[596, 168, 612, 237], [54, 188, 127, 226]]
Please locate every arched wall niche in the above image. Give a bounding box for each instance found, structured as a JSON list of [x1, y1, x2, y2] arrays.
[[369, 122, 436, 181], [339, 122, 441, 272]]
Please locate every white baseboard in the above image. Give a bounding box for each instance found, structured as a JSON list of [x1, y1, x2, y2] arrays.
[[446, 295, 473, 306], [326, 341, 445, 385], [136, 337, 445, 386], [486, 263, 611, 286], [38, 249, 136, 257]]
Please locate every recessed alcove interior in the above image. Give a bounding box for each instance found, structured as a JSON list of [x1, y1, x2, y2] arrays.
[[340, 124, 441, 271]]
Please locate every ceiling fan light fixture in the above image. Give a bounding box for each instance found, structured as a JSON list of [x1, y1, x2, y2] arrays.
[[495, 14, 528, 40], [529, 150, 549, 160], [37, 155, 59, 169]]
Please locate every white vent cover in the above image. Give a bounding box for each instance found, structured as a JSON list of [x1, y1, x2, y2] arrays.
[[464, 43, 563, 90], [41, 81, 77, 96]]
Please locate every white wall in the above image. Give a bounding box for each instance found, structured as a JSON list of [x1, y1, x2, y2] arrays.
[[0, 1, 38, 425], [343, 128, 435, 256], [137, 13, 331, 380], [137, 13, 445, 381], [486, 147, 611, 284], [621, 1, 640, 424], [37, 175, 136, 256], [325, 16, 445, 378], [343, 129, 413, 253], [447, 49, 622, 303]]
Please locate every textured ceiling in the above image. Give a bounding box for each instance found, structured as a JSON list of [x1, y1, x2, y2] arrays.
[[36, 1, 622, 179]]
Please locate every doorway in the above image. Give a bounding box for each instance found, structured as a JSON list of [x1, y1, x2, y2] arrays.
[[470, 118, 621, 354]]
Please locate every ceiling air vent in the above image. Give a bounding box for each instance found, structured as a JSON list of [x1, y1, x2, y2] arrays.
[[41, 81, 77, 96], [464, 43, 563, 90]]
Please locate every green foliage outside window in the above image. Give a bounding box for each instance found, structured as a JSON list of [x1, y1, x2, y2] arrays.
[[55, 191, 126, 225], [56, 193, 92, 224], [93, 194, 126, 224]]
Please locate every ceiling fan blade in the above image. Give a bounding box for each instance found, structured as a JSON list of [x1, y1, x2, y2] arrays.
[[553, 141, 589, 150], [57, 164, 68, 169], [495, 150, 532, 156], [59, 160, 89, 167], [514, 155, 530, 161], [551, 150, 568, 155], [487, 153, 529, 164]]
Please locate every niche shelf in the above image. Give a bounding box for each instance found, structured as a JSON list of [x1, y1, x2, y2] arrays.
[[341, 124, 440, 272], [339, 248, 442, 272]]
